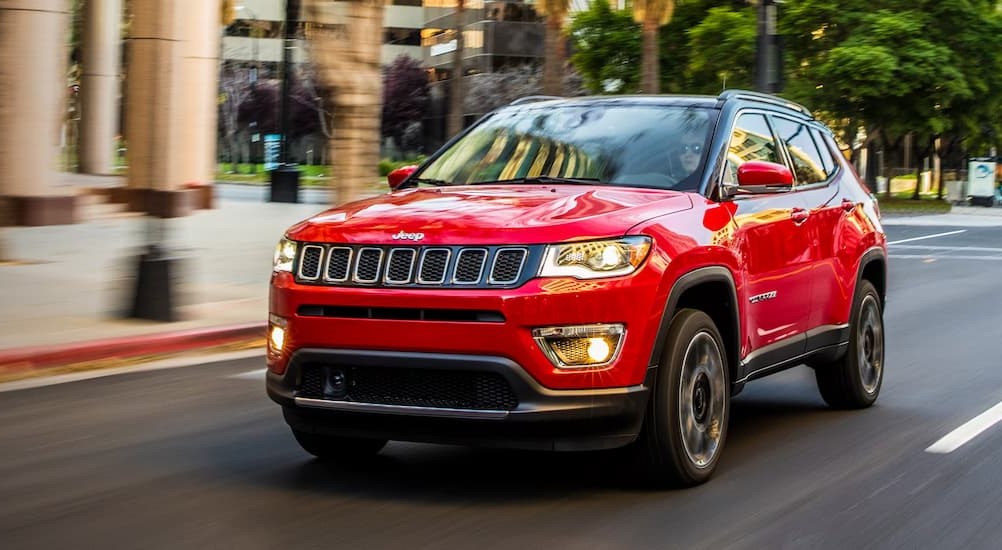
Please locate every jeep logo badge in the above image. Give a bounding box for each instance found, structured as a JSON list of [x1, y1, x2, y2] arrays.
[[391, 231, 425, 241]]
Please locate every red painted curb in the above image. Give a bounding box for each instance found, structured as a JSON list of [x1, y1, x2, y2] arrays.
[[0, 323, 267, 375]]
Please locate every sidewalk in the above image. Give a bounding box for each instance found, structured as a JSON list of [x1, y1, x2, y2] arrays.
[[3, 174, 1002, 382], [0, 173, 346, 381]]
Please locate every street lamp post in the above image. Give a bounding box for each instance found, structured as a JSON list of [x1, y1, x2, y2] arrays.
[[755, 0, 782, 94], [269, 0, 301, 203]]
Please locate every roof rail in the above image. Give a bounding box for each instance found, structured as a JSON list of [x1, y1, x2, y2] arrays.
[[509, 95, 563, 106], [717, 89, 812, 117]]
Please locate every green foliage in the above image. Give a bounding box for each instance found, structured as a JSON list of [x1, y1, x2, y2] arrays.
[[781, 0, 1002, 155], [568, 0, 641, 94], [685, 6, 756, 93]]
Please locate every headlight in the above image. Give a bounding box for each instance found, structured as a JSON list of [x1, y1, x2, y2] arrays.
[[539, 236, 651, 279], [273, 238, 297, 273]]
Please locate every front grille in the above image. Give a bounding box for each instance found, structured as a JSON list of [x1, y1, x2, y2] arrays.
[[294, 244, 538, 289], [298, 366, 519, 411]]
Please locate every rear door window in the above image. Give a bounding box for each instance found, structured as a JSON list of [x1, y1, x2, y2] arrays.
[[772, 117, 828, 186]]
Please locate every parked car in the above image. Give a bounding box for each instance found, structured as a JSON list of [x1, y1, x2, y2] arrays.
[[266, 90, 887, 487]]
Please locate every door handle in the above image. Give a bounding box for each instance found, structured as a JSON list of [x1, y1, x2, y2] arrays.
[[841, 198, 857, 212], [791, 207, 810, 225]]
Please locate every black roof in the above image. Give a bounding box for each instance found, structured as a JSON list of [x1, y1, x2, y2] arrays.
[[507, 89, 813, 119]]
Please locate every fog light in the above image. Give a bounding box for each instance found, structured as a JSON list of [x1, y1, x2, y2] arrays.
[[587, 337, 612, 363], [533, 324, 625, 369], [268, 314, 287, 354]]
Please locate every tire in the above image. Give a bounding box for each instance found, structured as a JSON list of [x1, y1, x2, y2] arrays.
[[635, 309, 730, 488], [814, 279, 884, 409], [291, 429, 387, 461]]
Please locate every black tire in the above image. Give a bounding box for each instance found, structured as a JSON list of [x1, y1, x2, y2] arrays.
[[635, 309, 730, 488], [814, 279, 884, 409], [291, 429, 387, 461]]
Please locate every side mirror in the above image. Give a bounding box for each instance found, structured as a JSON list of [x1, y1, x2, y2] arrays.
[[387, 165, 418, 190], [721, 160, 794, 198]]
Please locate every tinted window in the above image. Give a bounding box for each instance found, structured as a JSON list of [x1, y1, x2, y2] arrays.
[[772, 117, 828, 185], [417, 105, 716, 190], [811, 127, 838, 176], [723, 113, 780, 185]]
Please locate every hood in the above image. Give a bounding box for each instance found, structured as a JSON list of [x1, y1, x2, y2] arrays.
[[286, 185, 693, 245]]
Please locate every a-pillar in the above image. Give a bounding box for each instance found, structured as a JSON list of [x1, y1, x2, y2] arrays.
[[124, 0, 190, 217], [177, 0, 221, 209], [0, 1, 75, 226], [79, 0, 122, 176]]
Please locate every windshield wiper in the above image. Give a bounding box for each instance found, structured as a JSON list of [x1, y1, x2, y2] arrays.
[[409, 177, 451, 187], [476, 176, 602, 185]]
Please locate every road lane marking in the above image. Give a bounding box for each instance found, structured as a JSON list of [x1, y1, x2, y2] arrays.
[[887, 230, 966, 245], [889, 254, 1002, 261], [925, 401, 1002, 454], [229, 368, 268, 380], [889, 245, 1002, 252]]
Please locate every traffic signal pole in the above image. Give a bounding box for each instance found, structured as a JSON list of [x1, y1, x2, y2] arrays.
[[269, 0, 301, 203]]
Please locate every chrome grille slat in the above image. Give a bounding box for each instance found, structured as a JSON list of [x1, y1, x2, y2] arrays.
[[354, 248, 384, 284], [296, 244, 531, 288], [418, 248, 450, 284], [453, 248, 488, 284], [325, 247, 352, 282], [299, 245, 324, 280], [489, 248, 528, 284], [384, 248, 416, 284]]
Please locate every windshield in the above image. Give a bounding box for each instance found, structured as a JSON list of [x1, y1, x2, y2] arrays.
[[415, 103, 716, 191]]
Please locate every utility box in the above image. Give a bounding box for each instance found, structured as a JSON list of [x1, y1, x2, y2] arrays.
[[968, 158, 997, 206]]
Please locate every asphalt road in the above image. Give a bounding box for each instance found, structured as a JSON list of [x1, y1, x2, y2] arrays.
[[3, 222, 1002, 549]]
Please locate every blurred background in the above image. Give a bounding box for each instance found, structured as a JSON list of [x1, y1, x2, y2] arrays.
[[2, 0, 1002, 323], [3, 0, 1001, 230]]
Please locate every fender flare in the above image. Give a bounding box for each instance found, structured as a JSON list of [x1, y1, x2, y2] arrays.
[[855, 247, 888, 307], [647, 266, 741, 380]]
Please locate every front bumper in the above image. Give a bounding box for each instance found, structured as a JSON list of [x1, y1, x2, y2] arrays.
[[268, 267, 669, 390], [268, 348, 654, 451]]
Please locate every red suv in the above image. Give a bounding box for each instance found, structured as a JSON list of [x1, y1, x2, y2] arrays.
[[266, 90, 887, 487]]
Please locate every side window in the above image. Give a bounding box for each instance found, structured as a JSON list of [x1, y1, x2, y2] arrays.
[[724, 113, 780, 184], [772, 117, 828, 185], [811, 127, 838, 176]]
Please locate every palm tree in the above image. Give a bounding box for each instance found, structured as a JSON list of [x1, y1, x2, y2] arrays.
[[537, 0, 571, 96], [447, 0, 466, 137], [632, 0, 675, 93], [305, 0, 385, 205]]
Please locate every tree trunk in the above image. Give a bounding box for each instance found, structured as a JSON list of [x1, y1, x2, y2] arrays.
[[542, 15, 564, 96], [447, 0, 466, 137], [640, 18, 659, 93], [307, 0, 385, 205]]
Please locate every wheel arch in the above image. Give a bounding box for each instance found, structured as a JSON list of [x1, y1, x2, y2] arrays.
[[649, 267, 741, 388], [857, 247, 887, 309]]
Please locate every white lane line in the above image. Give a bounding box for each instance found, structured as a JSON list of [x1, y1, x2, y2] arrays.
[[887, 230, 966, 245], [890, 245, 1002, 252], [926, 401, 1002, 454], [228, 368, 268, 380], [889, 254, 1002, 261]]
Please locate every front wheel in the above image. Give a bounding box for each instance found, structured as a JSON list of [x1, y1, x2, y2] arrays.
[[291, 429, 387, 461], [814, 279, 884, 409], [635, 309, 730, 488]]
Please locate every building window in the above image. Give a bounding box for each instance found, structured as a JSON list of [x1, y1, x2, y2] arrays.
[[385, 28, 422, 46]]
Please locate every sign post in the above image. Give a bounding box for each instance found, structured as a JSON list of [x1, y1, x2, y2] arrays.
[[967, 157, 997, 206]]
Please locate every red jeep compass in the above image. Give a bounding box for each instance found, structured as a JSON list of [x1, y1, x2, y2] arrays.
[[266, 90, 887, 487]]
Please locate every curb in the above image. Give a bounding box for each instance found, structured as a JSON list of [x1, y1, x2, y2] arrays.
[[0, 323, 267, 380]]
